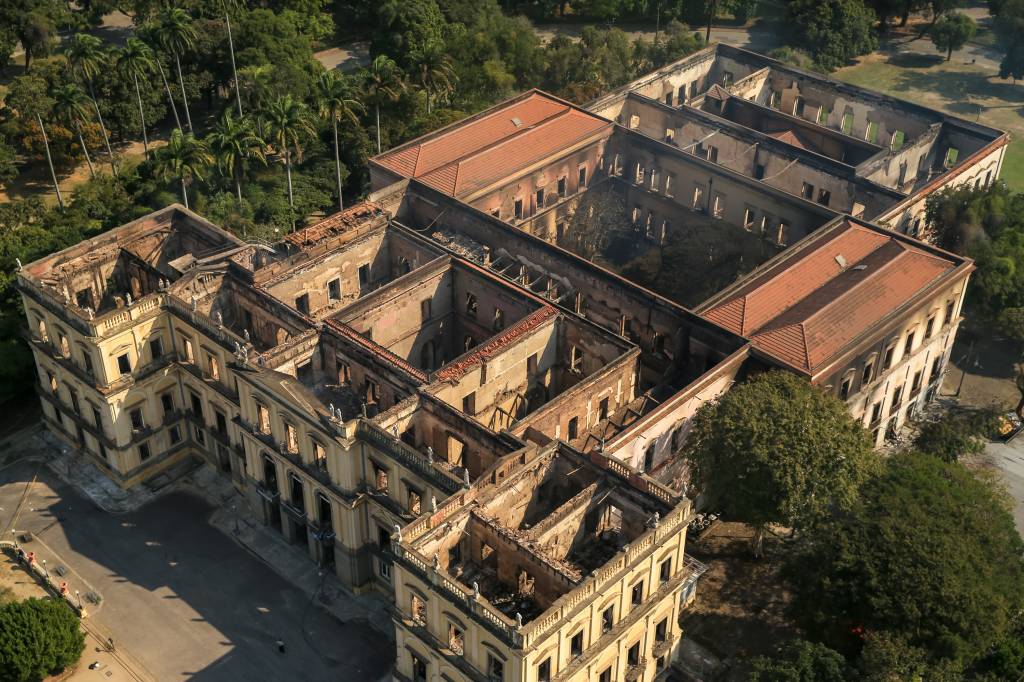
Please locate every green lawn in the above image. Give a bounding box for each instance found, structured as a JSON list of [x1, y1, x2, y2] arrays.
[[835, 48, 1024, 191]]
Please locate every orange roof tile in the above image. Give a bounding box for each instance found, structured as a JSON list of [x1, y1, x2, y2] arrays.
[[703, 222, 956, 372], [374, 93, 610, 197], [433, 306, 558, 382]]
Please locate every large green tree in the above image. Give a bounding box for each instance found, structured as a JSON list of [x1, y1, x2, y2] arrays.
[[929, 12, 976, 60], [788, 0, 879, 71], [52, 83, 96, 179], [114, 39, 156, 157], [683, 370, 877, 555], [65, 33, 117, 175], [152, 7, 198, 132], [0, 0, 65, 70], [788, 452, 1024, 668], [5, 74, 63, 207], [207, 110, 265, 203], [152, 128, 212, 209], [749, 639, 849, 682], [262, 94, 315, 224], [0, 598, 85, 682], [912, 405, 1000, 462], [925, 182, 1024, 320], [315, 70, 363, 211]]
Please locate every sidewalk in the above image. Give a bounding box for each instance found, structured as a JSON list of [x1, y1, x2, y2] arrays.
[[37, 433, 396, 641], [186, 465, 396, 639]]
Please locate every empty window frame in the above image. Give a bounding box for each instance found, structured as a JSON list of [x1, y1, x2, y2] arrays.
[[840, 112, 854, 135], [569, 346, 583, 372], [358, 264, 370, 285], [513, 198, 523, 219], [116, 353, 132, 376], [817, 188, 831, 207], [327, 278, 341, 301], [801, 182, 814, 200], [865, 121, 879, 144]]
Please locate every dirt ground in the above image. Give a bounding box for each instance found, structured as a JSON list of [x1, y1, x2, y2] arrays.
[[682, 522, 798, 678]]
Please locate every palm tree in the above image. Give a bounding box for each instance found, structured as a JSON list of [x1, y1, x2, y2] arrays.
[[65, 34, 116, 175], [52, 84, 96, 179], [262, 95, 314, 228], [207, 110, 266, 203], [153, 7, 197, 132], [221, 0, 244, 117], [7, 79, 63, 208], [315, 71, 364, 212], [362, 55, 405, 155], [152, 128, 211, 209], [115, 39, 156, 157], [412, 48, 456, 115], [138, 24, 182, 131], [238, 64, 274, 115]]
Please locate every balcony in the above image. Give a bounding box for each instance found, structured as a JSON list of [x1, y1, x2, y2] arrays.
[[624, 659, 647, 682]]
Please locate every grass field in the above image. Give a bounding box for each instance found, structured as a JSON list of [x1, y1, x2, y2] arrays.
[[835, 46, 1024, 190]]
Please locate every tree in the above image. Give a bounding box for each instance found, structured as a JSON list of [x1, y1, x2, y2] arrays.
[[114, 39, 156, 157], [65, 34, 117, 175], [788, 452, 1024, 667], [152, 128, 211, 209], [207, 110, 266, 203], [52, 84, 96, 179], [924, 183, 1024, 321], [373, 0, 448, 68], [788, 0, 879, 71], [0, 0, 64, 71], [912, 405, 1000, 462], [361, 55, 407, 154], [262, 95, 315, 225], [315, 70, 363, 212], [220, 0, 244, 117], [768, 46, 822, 71], [136, 24, 182, 132], [749, 639, 849, 682], [153, 7, 198, 132], [0, 136, 17, 185], [683, 370, 877, 556], [929, 12, 976, 60], [5, 74, 63, 208], [410, 45, 456, 114], [0, 598, 85, 682]]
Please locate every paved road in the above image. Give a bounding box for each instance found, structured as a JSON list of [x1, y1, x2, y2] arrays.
[[0, 459, 392, 682], [985, 436, 1024, 533]]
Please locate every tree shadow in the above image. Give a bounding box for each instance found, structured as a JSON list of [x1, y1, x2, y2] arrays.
[[894, 69, 1024, 109], [887, 52, 944, 69]]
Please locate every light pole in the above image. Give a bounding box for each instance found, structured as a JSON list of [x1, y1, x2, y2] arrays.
[[41, 559, 48, 579], [75, 590, 82, 609]]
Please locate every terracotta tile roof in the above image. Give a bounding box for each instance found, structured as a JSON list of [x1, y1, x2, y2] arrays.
[[285, 202, 384, 247], [433, 306, 558, 382], [768, 129, 807, 150], [374, 93, 610, 197], [703, 222, 956, 372]]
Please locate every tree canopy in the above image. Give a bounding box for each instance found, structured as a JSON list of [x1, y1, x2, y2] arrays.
[[749, 639, 849, 682], [925, 182, 1024, 321], [929, 12, 977, 60], [787, 0, 879, 71], [912, 406, 1001, 462], [788, 452, 1024, 669], [683, 370, 878, 554], [0, 598, 86, 682]]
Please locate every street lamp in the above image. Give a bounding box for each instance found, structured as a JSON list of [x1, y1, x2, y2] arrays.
[[41, 559, 48, 579], [75, 590, 81, 609]]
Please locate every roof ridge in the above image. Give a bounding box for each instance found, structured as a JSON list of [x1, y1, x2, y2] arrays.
[[731, 226, 883, 329], [800, 245, 909, 327], [408, 145, 424, 176], [451, 107, 577, 168]]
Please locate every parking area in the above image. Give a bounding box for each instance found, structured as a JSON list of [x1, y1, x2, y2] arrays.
[[0, 457, 393, 682]]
